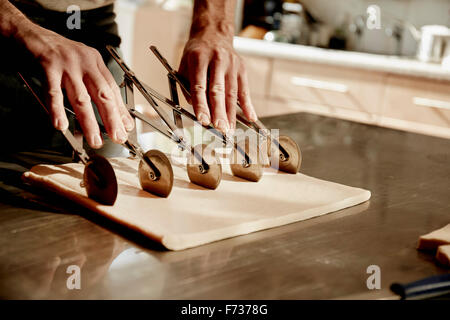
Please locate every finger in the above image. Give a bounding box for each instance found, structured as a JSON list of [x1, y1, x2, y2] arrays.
[[177, 55, 192, 105], [63, 74, 103, 149], [187, 51, 211, 126], [208, 56, 229, 133], [97, 59, 134, 132], [225, 61, 238, 130], [237, 64, 258, 122], [83, 69, 128, 145], [45, 68, 68, 131]]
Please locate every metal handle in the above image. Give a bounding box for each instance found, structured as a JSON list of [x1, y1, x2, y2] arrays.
[[390, 274, 450, 300], [18, 72, 90, 164], [413, 97, 450, 111], [290, 76, 349, 93]]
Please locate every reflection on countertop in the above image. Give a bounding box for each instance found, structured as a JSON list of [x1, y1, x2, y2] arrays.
[[0, 112, 450, 299]]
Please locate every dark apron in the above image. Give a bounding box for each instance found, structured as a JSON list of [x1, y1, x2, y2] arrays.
[[0, 2, 125, 156]]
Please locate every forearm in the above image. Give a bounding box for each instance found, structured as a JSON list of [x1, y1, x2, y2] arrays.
[[179, 0, 257, 130], [0, 0, 35, 40], [190, 0, 236, 40], [0, 1, 63, 61]]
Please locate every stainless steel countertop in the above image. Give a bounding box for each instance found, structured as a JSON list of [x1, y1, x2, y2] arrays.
[[0, 112, 449, 299]]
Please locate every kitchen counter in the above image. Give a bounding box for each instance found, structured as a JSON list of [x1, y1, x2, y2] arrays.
[[0, 112, 449, 299], [234, 37, 450, 81]]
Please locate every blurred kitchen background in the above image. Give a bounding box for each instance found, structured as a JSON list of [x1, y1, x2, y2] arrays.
[[240, 0, 450, 56], [113, 0, 450, 140]]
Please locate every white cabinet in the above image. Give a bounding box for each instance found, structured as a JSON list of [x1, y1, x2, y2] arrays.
[[380, 75, 450, 139], [242, 53, 450, 139], [270, 59, 385, 124]]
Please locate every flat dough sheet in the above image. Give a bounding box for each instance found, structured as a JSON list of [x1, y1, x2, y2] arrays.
[[417, 224, 450, 267], [417, 224, 450, 250], [22, 158, 371, 250]]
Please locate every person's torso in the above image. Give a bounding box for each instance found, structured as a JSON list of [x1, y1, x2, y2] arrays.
[[14, 0, 115, 12]]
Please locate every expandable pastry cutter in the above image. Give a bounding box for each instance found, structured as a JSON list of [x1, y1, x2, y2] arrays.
[[107, 46, 223, 192], [18, 73, 118, 205], [107, 45, 301, 186], [148, 45, 302, 178]]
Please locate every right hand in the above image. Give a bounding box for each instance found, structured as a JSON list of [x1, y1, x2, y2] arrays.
[[17, 24, 134, 148]]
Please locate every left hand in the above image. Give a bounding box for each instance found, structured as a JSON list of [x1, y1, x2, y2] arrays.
[[178, 34, 258, 133]]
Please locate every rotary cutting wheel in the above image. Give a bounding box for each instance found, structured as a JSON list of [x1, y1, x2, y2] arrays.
[[271, 135, 302, 174], [187, 144, 222, 190], [138, 149, 174, 198], [83, 155, 118, 205], [230, 138, 263, 182]]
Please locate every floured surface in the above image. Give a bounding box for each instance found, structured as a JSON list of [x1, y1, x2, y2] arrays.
[[22, 157, 371, 250]]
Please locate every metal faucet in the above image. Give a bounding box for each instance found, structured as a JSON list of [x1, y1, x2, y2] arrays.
[[385, 23, 404, 56]]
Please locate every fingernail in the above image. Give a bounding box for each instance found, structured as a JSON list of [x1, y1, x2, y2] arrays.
[[55, 118, 68, 131], [114, 129, 127, 144], [48, 256, 61, 268], [198, 112, 210, 126], [123, 116, 134, 132], [54, 119, 61, 130], [214, 119, 229, 133], [92, 134, 103, 148], [250, 109, 258, 122]]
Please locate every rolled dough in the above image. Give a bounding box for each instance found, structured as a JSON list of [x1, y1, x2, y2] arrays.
[[22, 157, 371, 250], [437, 245, 450, 267], [417, 224, 450, 250], [417, 224, 450, 267]]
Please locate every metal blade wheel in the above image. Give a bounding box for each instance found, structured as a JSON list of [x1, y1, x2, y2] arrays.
[[187, 144, 222, 190], [83, 155, 118, 205], [138, 150, 174, 198], [271, 135, 302, 174], [230, 138, 263, 182]]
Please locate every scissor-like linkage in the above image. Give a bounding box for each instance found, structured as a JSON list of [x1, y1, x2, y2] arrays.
[[147, 45, 302, 176], [107, 46, 223, 194], [106, 45, 302, 196]]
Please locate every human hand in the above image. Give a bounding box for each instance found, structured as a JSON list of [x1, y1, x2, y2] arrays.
[[17, 24, 134, 148], [178, 33, 258, 133]]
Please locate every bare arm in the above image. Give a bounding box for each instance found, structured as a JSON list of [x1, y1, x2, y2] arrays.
[[0, 0, 133, 148], [0, 1, 32, 38], [178, 0, 257, 133]]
